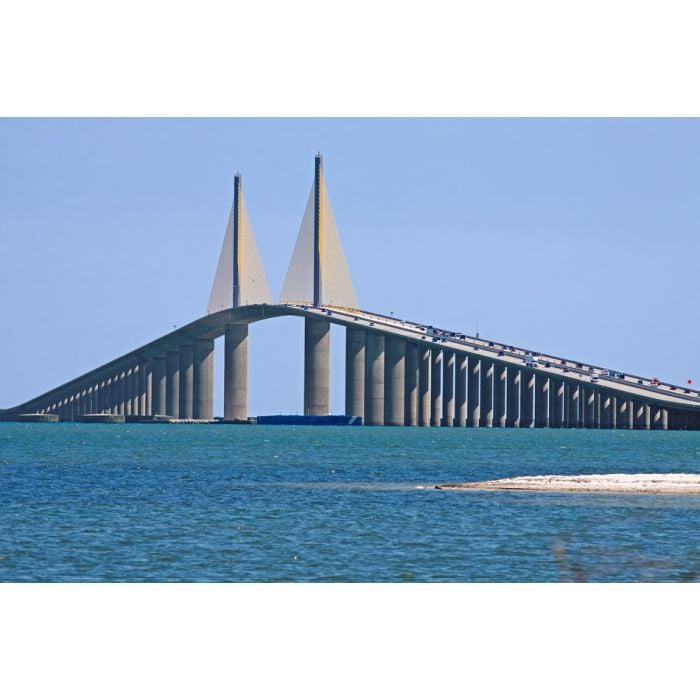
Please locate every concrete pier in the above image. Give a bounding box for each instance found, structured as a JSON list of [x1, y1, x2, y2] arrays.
[[304, 318, 330, 416], [442, 351, 454, 427], [224, 324, 248, 421], [455, 354, 467, 427], [550, 379, 564, 428], [520, 370, 534, 428], [364, 332, 385, 426], [193, 338, 214, 420], [584, 388, 595, 428], [566, 383, 580, 428], [431, 349, 442, 427], [494, 363, 507, 428], [467, 356, 480, 427], [479, 360, 494, 427], [152, 357, 166, 416], [651, 404, 662, 430], [418, 347, 431, 427], [346, 328, 366, 422], [116, 371, 125, 415], [385, 337, 406, 426], [179, 345, 193, 419], [166, 350, 180, 419], [506, 368, 520, 428], [404, 342, 419, 427], [600, 393, 612, 429], [616, 397, 629, 429], [137, 364, 146, 416], [535, 375, 549, 428]]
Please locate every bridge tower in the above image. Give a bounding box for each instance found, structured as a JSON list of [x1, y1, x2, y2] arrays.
[[209, 174, 272, 421], [280, 154, 359, 416]]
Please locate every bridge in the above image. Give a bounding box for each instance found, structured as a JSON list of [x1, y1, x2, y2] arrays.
[[2, 155, 700, 429]]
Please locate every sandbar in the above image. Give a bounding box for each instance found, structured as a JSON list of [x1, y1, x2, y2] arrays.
[[435, 473, 700, 495]]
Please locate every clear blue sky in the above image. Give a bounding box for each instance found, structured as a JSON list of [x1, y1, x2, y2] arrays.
[[1, 118, 698, 415]]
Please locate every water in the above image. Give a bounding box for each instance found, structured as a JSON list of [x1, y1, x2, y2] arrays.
[[1, 423, 699, 582]]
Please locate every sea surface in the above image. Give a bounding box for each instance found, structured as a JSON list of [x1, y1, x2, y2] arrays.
[[1, 423, 699, 582]]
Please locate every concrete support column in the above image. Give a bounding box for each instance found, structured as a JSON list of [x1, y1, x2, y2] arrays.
[[651, 405, 662, 430], [600, 393, 612, 429], [135, 366, 145, 416], [566, 383, 580, 428], [224, 324, 248, 422], [479, 360, 494, 427], [634, 401, 648, 430], [179, 346, 193, 419], [193, 338, 214, 420], [345, 327, 366, 422], [304, 318, 330, 416], [493, 363, 507, 428], [364, 332, 385, 426], [442, 351, 455, 427], [418, 347, 431, 427], [535, 375, 549, 428], [583, 388, 595, 428], [594, 391, 601, 429], [661, 407, 669, 430], [550, 379, 564, 428], [152, 357, 167, 416], [455, 354, 467, 427], [430, 349, 442, 427], [86, 387, 94, 415], [124, 373, 131, 416], [616, 396, 629, 429], [520, 370, 535, 428], [166, 350, 181, 419], [385, 336, 406, 426], [404, 343, 419, 427], [610, 396, 617, 429], [117, 371, 126, 415], [506, 367, 520, 428], [467, 357, 480, 427]]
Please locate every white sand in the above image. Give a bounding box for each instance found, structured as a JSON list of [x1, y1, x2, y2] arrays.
[[436, 473, 700, 494]]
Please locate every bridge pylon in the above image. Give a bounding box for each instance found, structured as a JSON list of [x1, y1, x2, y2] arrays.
[[208, 175, 272, 421], [280, 154, 358, 310], [280, 155, 358, 416]]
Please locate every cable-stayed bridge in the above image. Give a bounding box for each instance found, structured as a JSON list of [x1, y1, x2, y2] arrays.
[[2, 155, 700, 429]]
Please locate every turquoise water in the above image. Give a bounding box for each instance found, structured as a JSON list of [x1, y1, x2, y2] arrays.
[[1, 423, 699, 582]]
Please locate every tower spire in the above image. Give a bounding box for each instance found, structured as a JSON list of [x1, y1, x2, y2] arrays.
[[313, 153, 323, 307], [279, 155, 359, 310], [233, 173, 242, 308], [207, 174, 273, 313]]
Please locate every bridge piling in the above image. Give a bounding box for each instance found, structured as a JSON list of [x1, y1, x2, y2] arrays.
[[467, 356, 480, 427], [442, 351, 454, 427], [152, 357, 167, 416], [304, 318, 330, 416], [494, 363, 507, 428], [520, 370, 535, 428], [455, 354, 467, 427], [404, 342, 419, 426], [193, 338, 214, 420], [224, 324, 248, 421], [385, 337, 406, 426], [418, 347, 431, 427], [166, 350, 180, 419], [480, 360, 494, 427], [506, 367, 520, 428], [535, 375, 549, 428], [179, 345, 193, 419], [364, 331, 385, 426], [431, 349, 442, 427], [346, 328, 366, 423]]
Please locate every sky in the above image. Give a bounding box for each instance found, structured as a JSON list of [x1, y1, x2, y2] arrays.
[[1, 118, 699, 416]]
